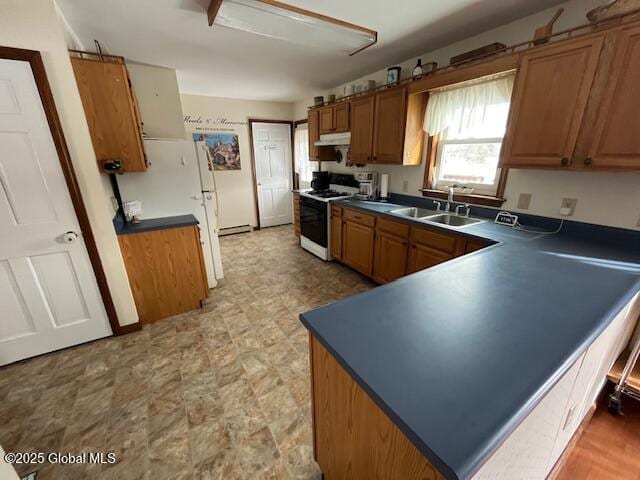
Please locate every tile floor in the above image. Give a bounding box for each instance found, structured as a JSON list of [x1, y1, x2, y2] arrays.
[[0, 225, 375, 479]]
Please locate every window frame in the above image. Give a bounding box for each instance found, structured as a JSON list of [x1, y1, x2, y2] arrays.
[[433, 137, 504, 196]]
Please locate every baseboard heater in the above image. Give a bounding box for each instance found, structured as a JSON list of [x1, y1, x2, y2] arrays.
[[218, 225, 252, 236]]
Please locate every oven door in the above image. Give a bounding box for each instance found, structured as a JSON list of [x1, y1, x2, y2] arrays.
[[300, 196, 328, 247]]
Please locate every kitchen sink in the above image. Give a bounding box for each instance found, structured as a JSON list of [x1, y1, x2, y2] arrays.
[[389, 207, 434, 218], [422, 214, 484, 228]]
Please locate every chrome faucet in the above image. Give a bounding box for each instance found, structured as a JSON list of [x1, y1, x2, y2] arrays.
[[445, 186, 454, 212], [455, 204, 470, 217]]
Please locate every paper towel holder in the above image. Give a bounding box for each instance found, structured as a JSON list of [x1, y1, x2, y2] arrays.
[[379, 173, 390, 202]]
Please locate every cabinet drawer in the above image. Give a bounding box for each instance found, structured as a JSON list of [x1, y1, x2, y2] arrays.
[[410, 226, 460, 254], [330, 204, 342, 218], [377, 217, 409, 238], [344, 208, 375, 227]]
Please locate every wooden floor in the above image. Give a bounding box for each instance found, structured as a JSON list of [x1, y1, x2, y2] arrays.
[[557, 390, 640, 480]]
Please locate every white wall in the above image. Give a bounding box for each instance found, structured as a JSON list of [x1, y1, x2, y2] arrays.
[[180, 94, 294, 229], [0, 0, 138, 326], [128, 63, 185, 139], [0, 446, 19, 480], [294, 0, 640, 230]]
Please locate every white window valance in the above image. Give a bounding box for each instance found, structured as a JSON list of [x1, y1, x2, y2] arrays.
[[423, 72, 516, 139]]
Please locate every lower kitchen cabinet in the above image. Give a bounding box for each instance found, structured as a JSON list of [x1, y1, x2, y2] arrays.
[[293, 192, 301, 238], [342, 218, 375, 277], [407, 243, 453, 274], [335, 206, 482, 281], [118, 225, 208, 324], [373, 218, 410, 283], [330, 205, 342, 260]]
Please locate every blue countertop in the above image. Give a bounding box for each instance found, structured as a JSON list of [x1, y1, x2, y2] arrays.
[[300, 197, 640, 480], [114, 214, 199, 235]]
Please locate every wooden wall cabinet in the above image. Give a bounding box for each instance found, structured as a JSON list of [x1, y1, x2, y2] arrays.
[[350, 96, 376, 163], [586, 24, 640, 169], [71, 56, 147, 172], [318, 103, 350, 134], [501, 25, 640, 172], [308, 108, 339, 161], [308, 87, 426, 166], [118, 225, 208, 323], [501, 35, 605, 169], [330, 205, 343, 260], [341, 208, 376, 277], [372, 88, 408, 164]]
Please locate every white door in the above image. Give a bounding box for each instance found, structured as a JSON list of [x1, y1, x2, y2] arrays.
[[0, 58, 111, 366], [251, 122, 293, 228]]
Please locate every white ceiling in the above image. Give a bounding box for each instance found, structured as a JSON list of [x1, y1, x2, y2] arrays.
[[57, 0, 565, 103]]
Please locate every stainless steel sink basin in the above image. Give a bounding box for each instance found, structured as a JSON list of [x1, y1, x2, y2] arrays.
[[422, 214, 484, 228], [389, 207, 434, 218]]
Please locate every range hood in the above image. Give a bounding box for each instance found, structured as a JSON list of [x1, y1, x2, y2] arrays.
[[315, 132, 351, 146]]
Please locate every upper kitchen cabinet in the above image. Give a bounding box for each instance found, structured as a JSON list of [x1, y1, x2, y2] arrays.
[[500, 35, 605, 169], [350, 87, 426, 165], [350, 95, 376, 163], [372, 88, 407, 164], [71, 53, 147, 172], [318, 102, 350, 134], [585, 24, 640, 169], [308, 108, 338, 161]]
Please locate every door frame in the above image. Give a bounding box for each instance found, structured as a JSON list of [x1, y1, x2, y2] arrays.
[[247, 118, 295, 230], [0, 45, 134, 336]]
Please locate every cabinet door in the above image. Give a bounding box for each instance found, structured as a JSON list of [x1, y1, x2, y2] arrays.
[[319, 106, 335, 134], [373, 88, 407, 164], [373, 232, 409, 284], [587, 25, 640, 169], [71, 58, 147, 172], [330, 215, 342, 260], [350, 96, 375, 163], [407, 243, 452, 274], [342, 220, 375, 277], [308, 109, 321, 160], [334, 102, 350, 133], [500, 36, 604, 168]]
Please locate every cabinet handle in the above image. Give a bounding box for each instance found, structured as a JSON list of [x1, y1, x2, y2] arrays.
[[560, 157, 569, 166], [367, 156, 371, 161], [373, 156, 377, 161], [584, 157, 593, 166]]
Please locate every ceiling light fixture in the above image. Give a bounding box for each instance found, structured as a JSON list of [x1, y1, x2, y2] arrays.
[[207, 0, 377, 56]]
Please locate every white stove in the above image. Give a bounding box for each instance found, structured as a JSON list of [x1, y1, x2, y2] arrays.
[[299, 186, 355, 260], [299, 189, 353, 202]]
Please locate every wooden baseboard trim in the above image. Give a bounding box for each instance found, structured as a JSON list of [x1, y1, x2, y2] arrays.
[[546, 403, 598, 479], [113, 322, 142, 336]]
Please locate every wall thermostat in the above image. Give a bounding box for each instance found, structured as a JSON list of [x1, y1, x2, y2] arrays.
[[495, 211, 518, 227]]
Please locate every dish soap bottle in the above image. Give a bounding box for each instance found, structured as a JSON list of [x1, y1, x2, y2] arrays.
[[412, 59, 423, 78]]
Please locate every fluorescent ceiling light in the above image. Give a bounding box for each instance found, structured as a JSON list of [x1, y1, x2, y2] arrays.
[[208, 0, 377, 56]]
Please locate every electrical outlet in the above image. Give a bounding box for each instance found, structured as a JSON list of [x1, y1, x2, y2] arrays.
[[637, 213, 640, 227], [517, 193, 532, 210], [402, 180, 409, 192], [560, 198, 578, 216]]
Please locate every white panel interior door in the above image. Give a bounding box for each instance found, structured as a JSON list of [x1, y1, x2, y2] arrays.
[[251, 122, 292, 228], [0, 58, 111, 366]]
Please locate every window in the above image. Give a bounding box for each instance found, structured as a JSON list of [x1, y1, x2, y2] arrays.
[[294, 123, 317, 186], [423, 72, 515, 196]]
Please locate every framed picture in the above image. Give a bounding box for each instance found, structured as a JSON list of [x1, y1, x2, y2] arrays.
[[193, 133, 241, 170], [386, 66, 401, 85]]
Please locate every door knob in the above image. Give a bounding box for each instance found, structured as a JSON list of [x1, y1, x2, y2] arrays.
[[62, 231, 79, 244]]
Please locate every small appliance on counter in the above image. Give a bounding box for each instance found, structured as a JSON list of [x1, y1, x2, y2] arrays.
[[123, 200, 142, 223], [354, 172, 378, 200], [310, 171, 329, 191]]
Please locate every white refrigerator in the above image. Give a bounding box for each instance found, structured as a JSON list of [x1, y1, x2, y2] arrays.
[[118, 138, 224, 288]]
